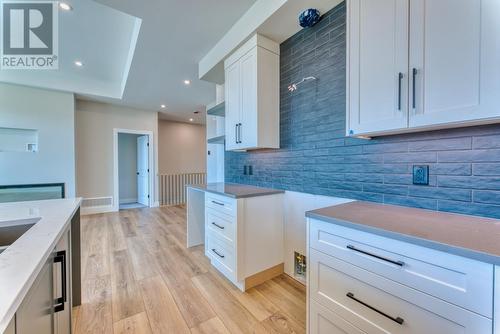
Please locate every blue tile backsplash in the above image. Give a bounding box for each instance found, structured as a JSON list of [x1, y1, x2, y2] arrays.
[[225, 2, 500, 219]]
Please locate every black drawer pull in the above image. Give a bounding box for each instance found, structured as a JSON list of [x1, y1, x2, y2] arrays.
[[211, 248, 225, 258], [412, 68, 418, 109], [211, 200, 225, 206], [54, 250, 67, 313], [347, 292, 404, 325], [211, 222, 225, 230], [346, 245, 404, 267], [397, 72, 403, 110]]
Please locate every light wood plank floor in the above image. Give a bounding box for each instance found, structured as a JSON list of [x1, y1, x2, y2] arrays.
[[73, 206, 306, 334]]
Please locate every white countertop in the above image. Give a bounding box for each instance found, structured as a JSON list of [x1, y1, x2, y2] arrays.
[[0, 198, 81, 333]]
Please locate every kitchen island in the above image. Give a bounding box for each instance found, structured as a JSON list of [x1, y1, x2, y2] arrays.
[[187, 183, 285, 291], [0, 198, 81, 334]]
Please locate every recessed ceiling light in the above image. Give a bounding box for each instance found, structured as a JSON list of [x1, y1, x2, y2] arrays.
[[189, 118, 194, 122], [184, 80, 191, 85], [59, 2, 72, 11], [74, 60, 83, 67], [160, 104, 166, 109]]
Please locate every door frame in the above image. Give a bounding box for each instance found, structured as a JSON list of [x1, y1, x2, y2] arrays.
[[113, 128, 154, 211]]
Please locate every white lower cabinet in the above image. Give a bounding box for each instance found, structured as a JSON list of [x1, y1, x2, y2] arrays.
[[16, 257, 54, 334], [207, 230, 237, 281], [309, 219, 493, 317], [11, 225, 73, 334], [53, 229, 71, 334], [309, 300, 366, 334], [205, 192, 284, 291], [307, 218, 494, 334]]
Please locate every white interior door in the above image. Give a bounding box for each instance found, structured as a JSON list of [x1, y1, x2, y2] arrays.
[[137, 135, 149, 206]]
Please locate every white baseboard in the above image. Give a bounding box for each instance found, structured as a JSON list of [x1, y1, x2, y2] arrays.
[[81, 205, 115, 215], [119, 197, 138, 204], [152, 201, 160, 208]]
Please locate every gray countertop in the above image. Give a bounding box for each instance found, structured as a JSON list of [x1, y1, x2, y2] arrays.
[[306, 201, 500, 265], [187, 183, 284, 199]]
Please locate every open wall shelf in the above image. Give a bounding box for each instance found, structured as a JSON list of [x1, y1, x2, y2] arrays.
[[207, 102, 225, 117], [0, 127, 38, 153], [207, 135, 225, 144]]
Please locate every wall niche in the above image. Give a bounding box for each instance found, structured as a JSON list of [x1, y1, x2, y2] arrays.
[[0, 127, 38, 153]]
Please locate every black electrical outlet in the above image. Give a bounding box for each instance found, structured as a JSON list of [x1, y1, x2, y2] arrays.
[[413, 165, 429, 185]]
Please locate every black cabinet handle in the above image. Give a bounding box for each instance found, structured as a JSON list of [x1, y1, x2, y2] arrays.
[[238, 123, 242, 144], [235, 124, 238, 144], [347, 292, 404, 325], [346, 245, 404, 267], [398, 72, 403, 111], [211, 222, 225, 230], [54, 250, 67, 313], [211, 200, 225, 206], [412, 68, 417, 109], [211, 248, 225, 258]]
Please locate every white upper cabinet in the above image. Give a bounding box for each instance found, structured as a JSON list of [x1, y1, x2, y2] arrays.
[[409, 0, 498, 128], [225, 61, 240, 150], [347, 0, 409, 135], [224, 34, 280, 151], [347, 0, 500, 137]]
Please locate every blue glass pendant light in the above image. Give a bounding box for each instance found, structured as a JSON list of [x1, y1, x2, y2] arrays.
[[299, 8, 321, 28]]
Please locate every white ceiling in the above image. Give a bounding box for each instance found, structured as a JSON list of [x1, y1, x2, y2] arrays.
[[0, 0, 140, 100], [84, 0, 262, 123], [85, 0, 257, 123], [0, 0, 257, 124]]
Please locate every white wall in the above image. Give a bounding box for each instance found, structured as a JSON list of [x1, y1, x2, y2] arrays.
[[158, 120, 206, 174], [118, 133, 139, 203], [75, 100, 158, 206], [283, 191, 353, 283], [0, 83, 75, 197]]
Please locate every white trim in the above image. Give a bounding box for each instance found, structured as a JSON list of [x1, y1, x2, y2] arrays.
[[224, 34, 279, 69], [119, 197, 138, 204], [81, 205, 115, 215], [152, 201, 160, 208], [113, 128, 155, 212]]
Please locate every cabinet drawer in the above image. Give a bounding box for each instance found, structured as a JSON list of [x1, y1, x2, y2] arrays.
[[206, 208, 235, 245], [309, 219, 493, 317], [309, 299, 366, 334], [207, 231, 236, 281], [309, 249, 492, 334], [205, 193, 236, 217]]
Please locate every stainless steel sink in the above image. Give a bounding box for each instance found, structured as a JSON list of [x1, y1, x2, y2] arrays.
[[0, 217, 41, 251]]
